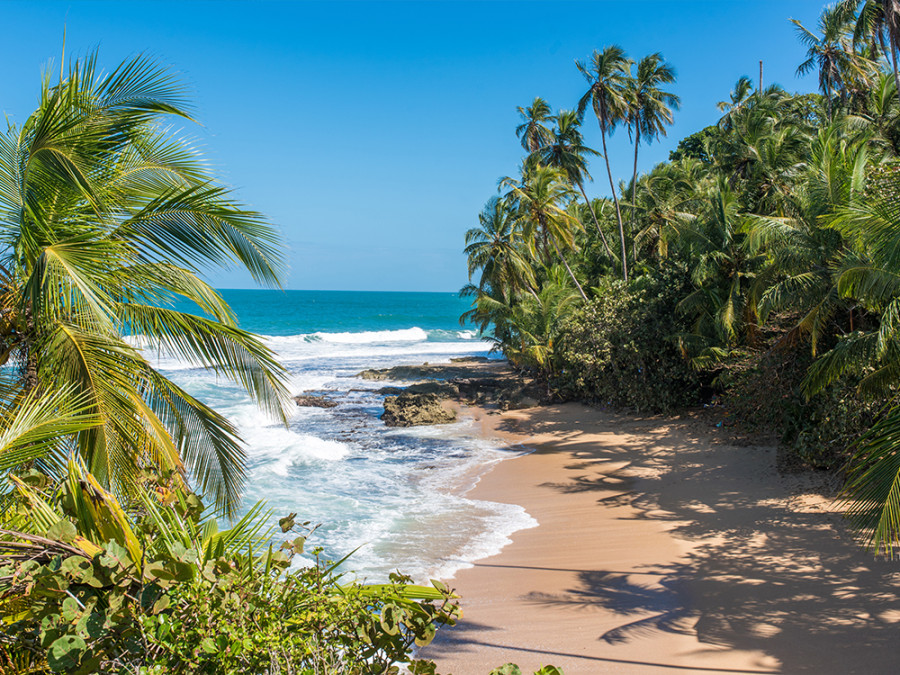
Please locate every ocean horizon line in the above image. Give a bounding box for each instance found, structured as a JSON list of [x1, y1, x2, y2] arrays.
[[214, 287, 466, 295]]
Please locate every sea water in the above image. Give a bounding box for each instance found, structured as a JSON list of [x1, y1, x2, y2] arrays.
[[141, 290, 536, 582]]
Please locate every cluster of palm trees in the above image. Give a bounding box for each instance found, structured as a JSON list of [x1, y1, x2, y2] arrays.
[[464, 1, 900, 555], [464, 45, 679, 371]]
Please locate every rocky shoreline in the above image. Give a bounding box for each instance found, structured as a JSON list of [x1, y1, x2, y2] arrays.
[[293, 357, 546, 427]]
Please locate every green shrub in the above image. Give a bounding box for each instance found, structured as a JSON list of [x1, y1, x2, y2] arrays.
[[719, 338, 895, 469], [0, 464, 459, 674], [554, 266, 701, 413]]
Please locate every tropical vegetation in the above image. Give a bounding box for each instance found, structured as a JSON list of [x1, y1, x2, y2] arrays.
[[462, 1, 900, 558], [0, 52, 468, 674]]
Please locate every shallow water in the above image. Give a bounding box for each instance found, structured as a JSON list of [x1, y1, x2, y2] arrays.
[[141, 290, 536, 582]]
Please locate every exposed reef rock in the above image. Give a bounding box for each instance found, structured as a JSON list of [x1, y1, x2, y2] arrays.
[[361, 359, 546, 424], [382, 392, 457, 427], [294, 394, 339, 409]]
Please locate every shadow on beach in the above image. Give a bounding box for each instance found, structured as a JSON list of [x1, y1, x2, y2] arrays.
[[424, 406, 900, 674]]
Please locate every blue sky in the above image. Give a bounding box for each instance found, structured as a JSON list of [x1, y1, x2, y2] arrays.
[[0, 1, 824, 292]]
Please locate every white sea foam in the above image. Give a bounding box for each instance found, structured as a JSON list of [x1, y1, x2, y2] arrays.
[[134, 324, 530, 583], [310, 327, 429, 343]]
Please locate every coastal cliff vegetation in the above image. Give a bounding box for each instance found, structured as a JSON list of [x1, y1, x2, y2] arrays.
[[462, 0, 900, 559]]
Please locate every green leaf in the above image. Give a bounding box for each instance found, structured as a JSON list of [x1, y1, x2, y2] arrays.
[[490, 666, 523, 675], [200, 637, 218, 654], [62, 596, 81, 622], [47, 520, 78, 544], [47, 635, 87, 672]]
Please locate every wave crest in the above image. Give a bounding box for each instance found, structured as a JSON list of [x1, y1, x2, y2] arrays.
[[310, 327, 429, 344]]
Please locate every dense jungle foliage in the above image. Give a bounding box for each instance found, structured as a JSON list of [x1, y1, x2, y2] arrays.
[[462, 0, 900, 556]]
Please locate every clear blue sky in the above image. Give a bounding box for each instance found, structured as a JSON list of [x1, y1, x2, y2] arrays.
[[0, 1, 823, 292]]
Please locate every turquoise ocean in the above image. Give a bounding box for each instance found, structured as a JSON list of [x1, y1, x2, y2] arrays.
[[142, 290, 536, 582]]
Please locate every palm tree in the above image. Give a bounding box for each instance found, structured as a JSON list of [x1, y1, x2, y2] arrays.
[[839, 0, 900, 97], [501, 166, 588, 300], [747, 125, 864, 351], [625, 53, 680, 259], [576, 45, 632, 280], [676, 181, 764, 351], [793, 5, 868, 119], [515, 97, 554, 153], [801, 167, 900, 557], [632, 158, 707, 261], [717, 75, 756, 113], [0, 52, 291, 514], [464, 197, 538, 300], [539, 110, 616, 262]]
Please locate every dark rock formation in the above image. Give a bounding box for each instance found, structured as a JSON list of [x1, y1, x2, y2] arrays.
[[294, 394, 339, 409], [382, 392, 457, 427]]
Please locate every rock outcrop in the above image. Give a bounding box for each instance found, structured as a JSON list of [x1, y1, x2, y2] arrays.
[[294, 394, 339, 408], [381, 392, 457, 427]]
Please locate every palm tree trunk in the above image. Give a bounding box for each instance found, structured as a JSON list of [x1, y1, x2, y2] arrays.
[[551, 240, 588, 301], [576, 182, 616, 262], [599, 124, 629, 282], [889, 33, 900, 99], [630, 124, 641, 264]]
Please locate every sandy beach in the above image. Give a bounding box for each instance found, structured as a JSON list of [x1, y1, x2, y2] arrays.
[[422, 403, 900, 674]]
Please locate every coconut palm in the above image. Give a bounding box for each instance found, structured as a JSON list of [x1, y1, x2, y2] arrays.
[[464, 197, 538, 300], [839, 0, 900, 96], [676, 181, 764, 350], [515, 97, 554, 153], [717, 76, 756, 113], [632, 158, 707, 261], [502, 267, 582, 377], [501, 166, 588, 300], [0, 52, 291, 514], [747, 125, 865, 352], [625, 53, 680, 257], [576, 45, 632, 280], [793, 5, 869, 119], [538, 110, 615, 262]]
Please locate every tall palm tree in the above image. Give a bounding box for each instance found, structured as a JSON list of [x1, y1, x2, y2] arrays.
[[839, 0, 900, 96], [538, 110, 615, 262], [0, 52, 291, 514], [576, 45, 632, 280], [625, 53, 680, 258], [793, 5, 868, 119], [501, 166, 588, 300], [515, 97, 554, 153]]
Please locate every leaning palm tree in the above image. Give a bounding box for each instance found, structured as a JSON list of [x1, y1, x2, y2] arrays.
[[538, 110, 615, 262], [625, 53, 680, 257], [515, 97, 554, 153], [0, 51, 291, 514], [576, 45, 632, 280]]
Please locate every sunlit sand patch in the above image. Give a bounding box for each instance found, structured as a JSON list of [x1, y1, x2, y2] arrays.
[[749, 622, 782, 637], [877, 609, 900, 623]]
